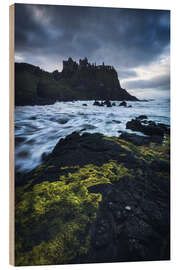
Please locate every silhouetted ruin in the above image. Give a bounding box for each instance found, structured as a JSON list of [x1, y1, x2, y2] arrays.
[[63, 57, 115, 73], [15, 58, 138, 105]]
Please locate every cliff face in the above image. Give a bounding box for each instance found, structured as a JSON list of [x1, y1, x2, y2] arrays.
[[15, 58, 138, 106]]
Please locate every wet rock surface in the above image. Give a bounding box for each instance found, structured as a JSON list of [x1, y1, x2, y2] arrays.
[[15, 118, 170, 264], [126, 116, 170, 137], [119, 101, 127, 107]]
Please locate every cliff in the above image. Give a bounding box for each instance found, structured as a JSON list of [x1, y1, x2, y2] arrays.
[[15, 58, 138, 106]]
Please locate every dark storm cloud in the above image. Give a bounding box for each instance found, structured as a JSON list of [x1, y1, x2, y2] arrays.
[[15, 4, 170, 66], [15, 3, 170, 97]]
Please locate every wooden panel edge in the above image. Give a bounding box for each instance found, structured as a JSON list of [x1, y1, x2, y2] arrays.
[[9, 4, 15, 266]]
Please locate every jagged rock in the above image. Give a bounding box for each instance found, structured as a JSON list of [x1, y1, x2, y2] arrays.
[[136, 115, 148, 120], [119, 132, 163, 145], [126, 117, 169, 137], [119, 101, 127, 107], [29, 116, 36, 120], [104, 100, 112, 107], [93, 101, 102, 106]]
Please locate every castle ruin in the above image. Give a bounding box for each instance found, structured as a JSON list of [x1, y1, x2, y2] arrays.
[[62, 57, 115, 73]]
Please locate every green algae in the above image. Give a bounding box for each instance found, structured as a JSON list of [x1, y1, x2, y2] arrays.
[[15, 179, 101, 266], [59, 161, 133, 188], [104, 135, 170, 164], [138, 136, 170, 163], [15, 160, 133, 266]]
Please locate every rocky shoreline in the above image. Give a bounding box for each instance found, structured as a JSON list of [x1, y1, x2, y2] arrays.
[[15, 117, 170, 266]]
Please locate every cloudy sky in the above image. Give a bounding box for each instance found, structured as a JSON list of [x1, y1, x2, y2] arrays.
[[15, 4, 170, 99]]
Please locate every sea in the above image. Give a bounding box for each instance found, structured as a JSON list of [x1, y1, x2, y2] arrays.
[[15, 99, 170, 172]]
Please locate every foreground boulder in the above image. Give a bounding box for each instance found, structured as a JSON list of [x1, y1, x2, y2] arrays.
[[15, 130, 170, 266]]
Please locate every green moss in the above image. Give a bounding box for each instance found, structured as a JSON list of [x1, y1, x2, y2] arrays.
[[104, 135, 170, 164], [47, 165, 55, 169], [104, 136, 138, 153], [138, 136, 170, 163], [15, 179, 102, 266], [59, 161, 133, 188], [15, 160, 133, 266], [34, 165, 46, 173]]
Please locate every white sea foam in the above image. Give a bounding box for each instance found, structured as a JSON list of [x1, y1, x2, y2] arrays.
[[15, 99, 170, 172]]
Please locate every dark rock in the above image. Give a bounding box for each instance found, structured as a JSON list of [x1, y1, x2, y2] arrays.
[[29, 116, 37, 120], [150, 159, 170, 173], [119, 132, 163, 146], [17, 150, 29, 158], [158, 123, 170, 135], [93, 101, 102, 106], [57, 119, 69, 124], [108, 201, 116, 210], [99, 101, 104, 106], [126, 119, 142, 132], [126, 117, 169, 137], [128, 105, 132, 108], [112, 102, 116, 106], [112, 120, 121, 124], [50, 117, 69, 124], [26, 138, 36, 145], [41, 152, 49, 162], [141, 120, 148, 124], [136, 115, 148, 120], [104, 100, 112, 107], [82, 103, 87, 106], [114, 210, 125, 222], [15, 136, 26, 146], [119, 101, 127, 107]]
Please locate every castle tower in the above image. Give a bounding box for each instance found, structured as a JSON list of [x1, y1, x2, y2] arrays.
[[79, 57, 88, 68], [62, 57, 78, 73]]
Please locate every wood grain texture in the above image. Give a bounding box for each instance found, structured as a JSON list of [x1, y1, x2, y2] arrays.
[[9, 4, 15, 266]]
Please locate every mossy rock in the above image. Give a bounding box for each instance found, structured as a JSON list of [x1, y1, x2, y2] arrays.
[[15, 132, 170, 265], [15, 179, 102, 266]]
